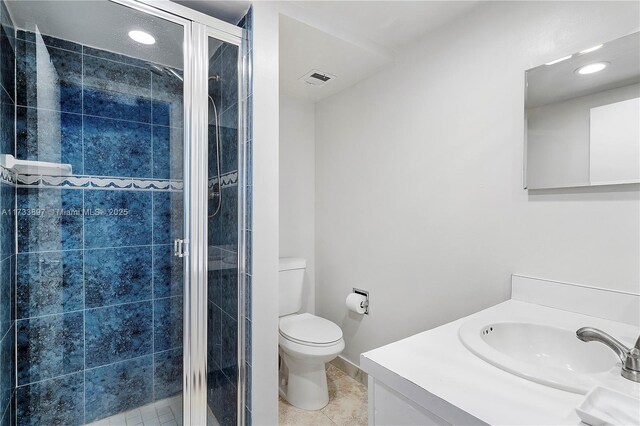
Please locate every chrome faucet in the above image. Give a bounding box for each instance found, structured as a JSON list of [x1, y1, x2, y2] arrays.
[[576, 327, 640, 382]]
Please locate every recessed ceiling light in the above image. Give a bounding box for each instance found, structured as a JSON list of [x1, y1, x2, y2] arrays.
[[545, 55, 572, 66], [128, 30, 155, 45], [576, 62, 608, 75], [579, 44, 603, 54]]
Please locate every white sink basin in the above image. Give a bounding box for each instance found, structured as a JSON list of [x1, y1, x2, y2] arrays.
[[459, 321, 621, 393]]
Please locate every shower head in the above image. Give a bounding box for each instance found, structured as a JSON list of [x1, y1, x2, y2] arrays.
[[149, 64, 165, 75], [149, 64, 184, 82], [150, 64, 219, 84], [165, 67, 184, 82]]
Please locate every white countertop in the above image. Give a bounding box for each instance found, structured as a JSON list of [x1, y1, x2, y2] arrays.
[[361, 300, 640, 425]]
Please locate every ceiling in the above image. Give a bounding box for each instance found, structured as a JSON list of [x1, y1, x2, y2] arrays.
[[280, 1, 480, 102], [279, 14, 390, 102], [290, 1, 479, 53], [526, 31, 640, 108]]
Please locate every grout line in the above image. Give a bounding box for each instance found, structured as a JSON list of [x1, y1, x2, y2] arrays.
[[16, 35, 81, 55], [322, 412, 338, 426], [5, 167, 187, 182], [17, 34, 161, 72], [17, 244, 166, 256], [0, 389, 17, 426], [16, 354, 151, 392], [12, 48, 17, 399], [151, 188, 155, 401], [15, 369, 81, 389], [0, 322, 13, 352], [14, 185, 183, 194], [16, 295, 181, 322], [81, 48, 153, 71], [0, 82, 14, 105], [13, 168, 187, 181], [15, 348, 184, 391], [82, 70, 87, 420], [14, 104, 184, 131], [83, 351, 166, 374], [81, 48, 85, 176], [14, 104, 158, 128], [85, 394, 183, 425], [150, 70, 155, 181]]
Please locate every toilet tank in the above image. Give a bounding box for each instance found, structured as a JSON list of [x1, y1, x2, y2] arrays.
[[279, 257, 307, 317]]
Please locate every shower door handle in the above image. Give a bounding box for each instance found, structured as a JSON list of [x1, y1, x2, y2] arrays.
[[174, 239, 189, 257]]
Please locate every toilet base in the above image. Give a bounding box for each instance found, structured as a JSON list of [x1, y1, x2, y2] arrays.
[[279, 350, 330, 411]]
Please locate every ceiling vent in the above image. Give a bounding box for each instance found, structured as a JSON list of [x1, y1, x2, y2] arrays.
[[299, 69, 336, 87]]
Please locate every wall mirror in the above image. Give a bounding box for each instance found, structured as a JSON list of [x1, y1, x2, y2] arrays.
[[525, 32, 640, 189]]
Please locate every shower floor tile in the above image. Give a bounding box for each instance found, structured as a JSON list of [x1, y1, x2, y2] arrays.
[[86, 395, 183, 426]]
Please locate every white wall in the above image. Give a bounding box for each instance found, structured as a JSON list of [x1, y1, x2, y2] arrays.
[[250, 3, 280, 424], [314, 1, 640, 366], [527, 83, 640, 188], [279, 95, 316, 313]]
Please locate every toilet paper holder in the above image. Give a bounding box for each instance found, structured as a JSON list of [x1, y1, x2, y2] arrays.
[[353, 288, 370, 315]]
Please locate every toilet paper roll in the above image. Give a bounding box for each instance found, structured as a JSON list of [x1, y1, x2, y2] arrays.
[[346, 293, 367, 314]]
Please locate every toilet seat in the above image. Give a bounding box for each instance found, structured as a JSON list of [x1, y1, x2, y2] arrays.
[[279, 313, 343, 346]]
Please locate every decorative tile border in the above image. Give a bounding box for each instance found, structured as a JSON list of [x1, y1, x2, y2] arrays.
[[9, 170, 238, 192], [208, 171, 238, 190], [15, 174, 178, 192], [18, 174, 91, 188]]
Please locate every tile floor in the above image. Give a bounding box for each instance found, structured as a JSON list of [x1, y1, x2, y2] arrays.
[[85, 396, 185, 426], [279, 365, 368, 426], [85, 395, 223, 426]]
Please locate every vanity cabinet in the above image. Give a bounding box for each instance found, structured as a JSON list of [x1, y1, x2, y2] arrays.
[[363, 356, 486, 426], [368, 377, 453, 425]]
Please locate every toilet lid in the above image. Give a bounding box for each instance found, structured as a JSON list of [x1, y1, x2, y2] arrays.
[[279, 313, 343, 345]]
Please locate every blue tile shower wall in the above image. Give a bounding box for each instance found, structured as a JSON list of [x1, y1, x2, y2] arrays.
[[14, 31, 184, 425], [15, 30, 183, 178], [0, 1, 16, 425]]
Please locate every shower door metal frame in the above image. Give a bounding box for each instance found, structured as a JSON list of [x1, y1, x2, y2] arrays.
[[193, 24, 246, 426], [203, 26, 248, 426], [105, 1, 247, 425], [190, 22, 247, 425]]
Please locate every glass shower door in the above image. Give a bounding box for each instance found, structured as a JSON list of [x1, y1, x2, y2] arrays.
[[205, 32, 245, 426], [5, 1, 188, 424]]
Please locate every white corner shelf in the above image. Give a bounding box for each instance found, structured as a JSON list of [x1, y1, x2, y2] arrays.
[[0, 154, 72, 176]]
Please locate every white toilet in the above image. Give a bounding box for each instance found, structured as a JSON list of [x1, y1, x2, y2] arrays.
[[278, 257, 345, 410]]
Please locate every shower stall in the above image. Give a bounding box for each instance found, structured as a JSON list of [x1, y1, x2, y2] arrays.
[[0, 0, 252, 425]]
